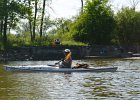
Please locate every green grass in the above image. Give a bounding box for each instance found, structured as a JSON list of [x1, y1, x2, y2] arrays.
[[0, 32, 87, 50], [62, 40, 86, 46]]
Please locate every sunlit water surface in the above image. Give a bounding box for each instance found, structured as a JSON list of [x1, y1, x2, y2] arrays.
[[0, 58, 140, 100]]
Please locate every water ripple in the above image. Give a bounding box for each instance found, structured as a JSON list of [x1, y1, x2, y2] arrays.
[[0, 59, 140, 99]]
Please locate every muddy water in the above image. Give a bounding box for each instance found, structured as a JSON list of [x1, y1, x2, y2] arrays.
[[0, 58, 140, 99]]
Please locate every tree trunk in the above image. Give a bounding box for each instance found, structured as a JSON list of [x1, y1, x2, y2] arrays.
[[3, 14, 8, 49], [0, 20, 3, 36], [28, 0, 33, 41], [3, 0, 8, 49], [81, 0, 83, 14], [29, 19, 33, 41], [40, 0, 46, 37], [32, 0, 38, 41]]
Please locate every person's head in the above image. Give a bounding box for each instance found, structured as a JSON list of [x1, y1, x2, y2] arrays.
[[64, 49, 71, 55]]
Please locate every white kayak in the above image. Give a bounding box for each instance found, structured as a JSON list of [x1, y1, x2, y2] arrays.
[[4, 65, 118, 73]]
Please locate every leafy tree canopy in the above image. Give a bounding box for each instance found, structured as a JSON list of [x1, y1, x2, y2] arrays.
[[71, 0, 115, 45], [115, 7, 140, 45]]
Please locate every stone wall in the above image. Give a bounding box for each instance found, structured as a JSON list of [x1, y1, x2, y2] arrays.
[[0, 45, 140, 61], [84, 45, 140, 58], [0, 46, 85, 61]]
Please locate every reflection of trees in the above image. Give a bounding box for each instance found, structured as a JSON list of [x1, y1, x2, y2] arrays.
[[82, 76, 120, 98], [94, 60, 109, 67], [88, 59, 118, 67], [0, 72, 19, 99]]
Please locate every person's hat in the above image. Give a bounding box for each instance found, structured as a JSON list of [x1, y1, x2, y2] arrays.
[[64, 49, 71, 53]]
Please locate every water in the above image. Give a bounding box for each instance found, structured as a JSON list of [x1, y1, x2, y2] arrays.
[[0, 58, 140, 100]]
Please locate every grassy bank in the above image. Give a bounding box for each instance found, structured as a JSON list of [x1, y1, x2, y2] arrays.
[[0, 33, 87, 50]]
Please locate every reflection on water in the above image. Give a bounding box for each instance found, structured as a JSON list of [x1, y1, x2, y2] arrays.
[[0, 59, 140, 99], [82, 75, 121, 99]]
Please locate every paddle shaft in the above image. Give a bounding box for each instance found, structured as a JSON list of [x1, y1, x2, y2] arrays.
[[52, 52, 71, 67]]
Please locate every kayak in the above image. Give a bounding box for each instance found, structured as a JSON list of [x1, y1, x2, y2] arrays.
[[4, 65, 118, 73]]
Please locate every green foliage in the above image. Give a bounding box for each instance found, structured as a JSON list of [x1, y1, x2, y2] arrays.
[[31, 36, 52, 46], [1, 0, 140, 49], [47, 18, 87, 46], [0, 0, 5, 19], [62, 40, 86, 46], [48, 31, 86, 46], [53, 18, 72, 35], [7, 33, 29, 47], [115, 7, 140, 45], [0, 0, 29, 25], [71, 0, 115, 45], [6, 32, 53, 47], [0, 0, 31, 50]]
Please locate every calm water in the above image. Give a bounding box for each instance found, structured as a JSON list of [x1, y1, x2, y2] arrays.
[[0, 58, 140, 100]]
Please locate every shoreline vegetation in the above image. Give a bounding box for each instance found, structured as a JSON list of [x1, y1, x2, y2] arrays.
[[0, 0, 140, 61], [0, 45, 140, 61]]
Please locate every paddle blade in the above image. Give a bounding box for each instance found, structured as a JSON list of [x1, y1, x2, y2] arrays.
[[47, 64, 56, 67]]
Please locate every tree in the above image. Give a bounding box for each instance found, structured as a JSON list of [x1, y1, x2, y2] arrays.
[[54, 18, 72, 35], [81, 0, 84, 14], [32, 0, 38, 41], [39, 0, 46, 37], [0, 0, 4, 35], [26, 0, 33, 41], [71, 0, 115, 44], [3, 0, 7, 46], [115, 7, 140, 45], [0, 0, 29, 49], [129, 0, 140, 11]]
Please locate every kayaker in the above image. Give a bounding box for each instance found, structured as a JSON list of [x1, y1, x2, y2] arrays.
[[59, 49, 72, 68]]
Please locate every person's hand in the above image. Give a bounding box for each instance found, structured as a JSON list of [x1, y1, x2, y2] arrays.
[[61, 58, 64, 61], [55, 62, 58, 65]]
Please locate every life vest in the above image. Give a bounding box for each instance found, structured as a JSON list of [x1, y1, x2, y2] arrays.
[[65, 52, 71, 60]]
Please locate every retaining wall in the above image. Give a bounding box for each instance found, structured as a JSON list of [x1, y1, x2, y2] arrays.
[[0, 45, 140, 61]]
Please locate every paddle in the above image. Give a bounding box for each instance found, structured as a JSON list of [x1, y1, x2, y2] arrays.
[[55, 59, 64, 65], [48, 52, 71, 67], [47, 59, 63, 67]]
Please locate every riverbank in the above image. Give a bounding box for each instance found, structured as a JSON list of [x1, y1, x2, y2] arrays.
[[0, 46, 83, 61], [0, 45, 140, 61]]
